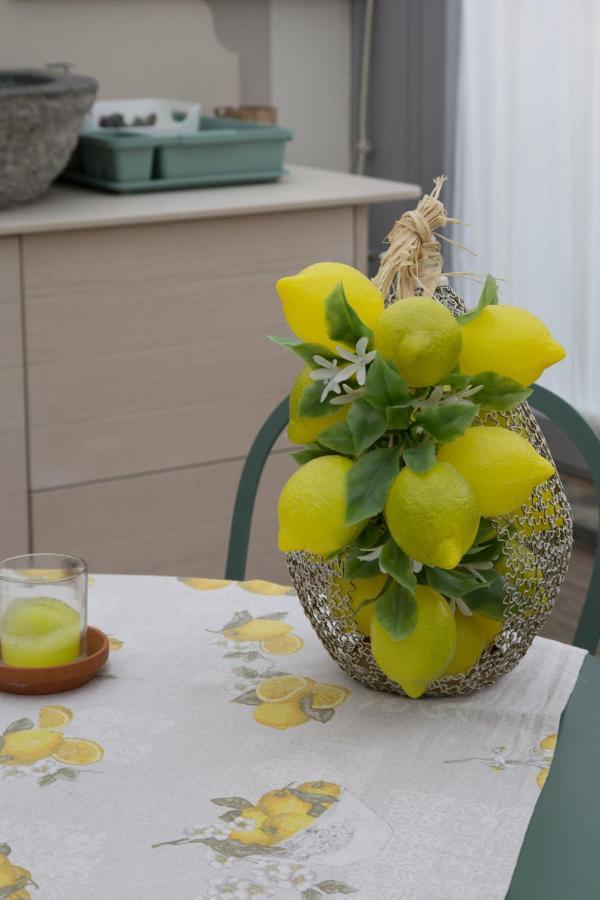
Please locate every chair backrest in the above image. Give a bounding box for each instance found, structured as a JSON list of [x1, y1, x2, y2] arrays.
[[226, 384, 600, 653]]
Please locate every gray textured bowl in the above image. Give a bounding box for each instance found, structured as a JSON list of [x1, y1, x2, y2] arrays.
[[0, 69, 97, 209]]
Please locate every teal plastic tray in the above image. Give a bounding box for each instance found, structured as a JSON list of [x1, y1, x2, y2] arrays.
[[62, 115, 293, 193]]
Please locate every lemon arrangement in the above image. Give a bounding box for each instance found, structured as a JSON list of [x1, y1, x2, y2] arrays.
[[272, 181, 572, 698]]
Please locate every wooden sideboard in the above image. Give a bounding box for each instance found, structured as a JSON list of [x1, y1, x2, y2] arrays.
[[0, 166, 420, 581]]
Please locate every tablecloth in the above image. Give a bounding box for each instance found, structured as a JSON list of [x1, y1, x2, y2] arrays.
[[0, 575, 586, 900]]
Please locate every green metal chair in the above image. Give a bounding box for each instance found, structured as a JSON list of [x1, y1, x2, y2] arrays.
[[225, 384, 600, 653]]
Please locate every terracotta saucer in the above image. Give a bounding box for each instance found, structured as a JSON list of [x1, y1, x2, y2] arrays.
[[0, 626, 110, 695]]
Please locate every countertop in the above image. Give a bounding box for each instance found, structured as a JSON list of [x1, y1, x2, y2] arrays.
[[0, 165, 421, 237]]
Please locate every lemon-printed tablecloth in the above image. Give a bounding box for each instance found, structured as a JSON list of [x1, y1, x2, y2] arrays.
[[0, 574, 585, 900]]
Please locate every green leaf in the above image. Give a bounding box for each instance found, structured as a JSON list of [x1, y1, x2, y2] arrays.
[[317, 882, 358, 895], [291, 445, 331, 465], [403, 439, 436, 474], [462, 538, 503, 564], [356, 519, 389, 549], [231, 689, 262, 706], [441, 372, 472, 391], [386, 405, 412, 430], [324, 282, 373, 345], [300, 695, 335, 723], [3, 718, 33, 735], [463, 574, 506, 619], [473, 518, 497, 545], [467, 372, 532, 411], [379, 539, 417, 591], [344, 555, 382, 581], [298, 381, 337, 418], [458, 274, 499, 325], [375, 581, 417, 640], [302, 890, 323, 900], [317, 421, 356, 456], [424, 566, 484, 598], [0, 845, 10, 858], [268, 335, 336, 366], [211, 796, 254, 809], [347, 399, 388, 455], [345, 446, 401, 525], [363, 355, 410, 410], [414, 401, 478, 443]]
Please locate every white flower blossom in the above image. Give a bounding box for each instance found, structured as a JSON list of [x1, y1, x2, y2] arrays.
[[205, 850, 234, 869], [252, 860, 295, 882], [329, 384, 364, 406], [334, 336, 376, 385], [357, 546, 383, 562], [277, 864, 317, 890], [232, 816, 256, 833], [206, 877, 273, 899]]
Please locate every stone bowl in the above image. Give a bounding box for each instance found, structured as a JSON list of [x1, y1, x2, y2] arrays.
[[0, 68, 97, 209]]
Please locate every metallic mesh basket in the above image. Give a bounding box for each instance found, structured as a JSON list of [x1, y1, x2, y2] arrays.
[[287, 283, 573, 697]]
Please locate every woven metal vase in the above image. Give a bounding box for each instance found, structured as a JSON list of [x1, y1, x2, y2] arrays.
[[287, 284, 573, 697]]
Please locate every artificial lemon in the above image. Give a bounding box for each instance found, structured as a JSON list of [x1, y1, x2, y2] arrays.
[[459, 305, 565, 386], [260, 634, 304, 655], [52, 738, 104, 766], [224, 620, 292, 642], [0, 863, 31, 891], [258, 789, 311, 817], [288, 367, 349, 445], [310, 684, 349, 709], [263, 812, 315, 843], [276, 262, 384, 351], [108, 636, 124, 651], [384, 462, 480, 569], [339, 573, 387, 636], [373, 296, 462, 387], [0, 728, 64, 765], [297, 780, 341, 799], [253, 701, 309, 730], [438, 426, 555, 517], [278, 455, 366, 556], [255, 674, 311, 703], [444, 610, 488, 676], [370, 585, 456, 698], [471, 612, 503, 645]]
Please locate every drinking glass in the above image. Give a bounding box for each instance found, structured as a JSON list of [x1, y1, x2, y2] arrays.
[[0, 553, 88, 668]]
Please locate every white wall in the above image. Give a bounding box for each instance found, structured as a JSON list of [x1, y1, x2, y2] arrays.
[[270, 0, 352, 171], [0, 0, 353, 172]]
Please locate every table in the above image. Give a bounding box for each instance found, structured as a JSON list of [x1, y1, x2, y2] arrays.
[[0, 575, 590, 899], [0, 166, 420, 578], [508, 653, 600, 898]]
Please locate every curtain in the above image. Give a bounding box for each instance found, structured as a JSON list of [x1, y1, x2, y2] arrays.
[[452, 0, 600, 421]]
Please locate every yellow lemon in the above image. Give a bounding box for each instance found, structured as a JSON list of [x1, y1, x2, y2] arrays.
[[288, 367, 349, 445], [338, 573, 387, 636], [108, 636, 124, 651], [0, 864, 31, 891], [237, 806, 269, 828], [263, 812, 315, 843], [253, 701, 309, 730], [471, 612, 503, 645], [370, 585, 456, 698], [384, 463, 480, 569], [373, 296, 462, 387], [459, 305, 565, 386], [260, 634, 304, 655], [224, 620, 292, 642], [258, 789, 312, 817], [278, 455, 366, 556], [537, 768, 549, 789], [178, 578, 231, 590], [276, 262, 384, 351], [238, 580, 292, 595], [52, 738, 104, 766], [297, 780, 342, 799], [444, 610, 488, 676], [539, 733, 557, 752], [438, 426, 555, 517], [255, 674, 310, 703], [0, 728, 64, 765], [310, 684, 349, 709], [37, 705, 73, 729]]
